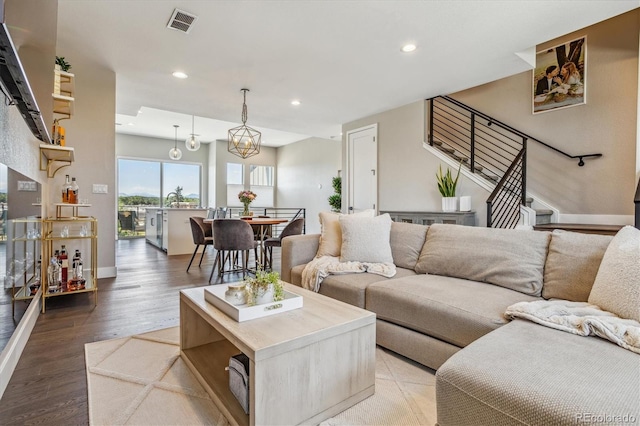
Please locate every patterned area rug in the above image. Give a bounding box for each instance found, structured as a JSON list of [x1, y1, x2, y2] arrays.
[[85, 327, 437, 425]]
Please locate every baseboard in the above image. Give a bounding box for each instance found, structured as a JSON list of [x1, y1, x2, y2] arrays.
[[97, 266, 117, 279], [557, 214, 634, 226], [0, 289, 41, 400]]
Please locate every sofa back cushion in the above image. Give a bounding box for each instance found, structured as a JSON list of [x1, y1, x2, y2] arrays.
[[389, 222, 428, 270], [542, 230, 612, 302], [415, 224, 551, 296], [588, 226, 640, 322]]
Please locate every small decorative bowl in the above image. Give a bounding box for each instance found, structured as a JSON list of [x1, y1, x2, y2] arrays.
[[225, 283, 247, 305]]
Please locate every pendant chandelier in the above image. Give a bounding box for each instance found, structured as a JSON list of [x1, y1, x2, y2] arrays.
[[228, 88, 261, 159], [185, 115, 201, 151], [169, 124, 182, 160]]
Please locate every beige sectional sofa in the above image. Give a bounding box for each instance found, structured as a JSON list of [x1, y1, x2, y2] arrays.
[[281, 222, 640, 425]]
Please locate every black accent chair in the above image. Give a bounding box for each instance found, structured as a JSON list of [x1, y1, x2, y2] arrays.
[[187, 216, 214, 272], [209, 219, 259, 282], [263, 218, 305, 270]]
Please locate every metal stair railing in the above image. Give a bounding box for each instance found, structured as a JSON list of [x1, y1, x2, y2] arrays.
[[634, 177, 640, 229], [427, 95, 603, 228]]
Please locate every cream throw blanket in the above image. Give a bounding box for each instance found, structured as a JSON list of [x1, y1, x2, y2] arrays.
[[301, 256, 396, 292], [505, 300, 640, 354]]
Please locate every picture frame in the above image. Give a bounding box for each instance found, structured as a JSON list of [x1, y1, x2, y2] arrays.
[[533, 36, 586, 114]]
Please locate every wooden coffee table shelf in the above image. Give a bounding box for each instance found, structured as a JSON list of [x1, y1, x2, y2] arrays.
[[180, 283, 376, 426]]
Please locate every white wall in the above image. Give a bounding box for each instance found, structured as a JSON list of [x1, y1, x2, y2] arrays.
[[276, 137, 341, 234]]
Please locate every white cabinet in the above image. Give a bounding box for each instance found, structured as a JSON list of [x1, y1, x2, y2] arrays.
[[145, 208, 207, 255]]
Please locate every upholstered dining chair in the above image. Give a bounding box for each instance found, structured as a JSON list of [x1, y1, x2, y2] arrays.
[[187, 216, 214, 272], [263, 218, 305, 270], [209, 219, 259, 282]]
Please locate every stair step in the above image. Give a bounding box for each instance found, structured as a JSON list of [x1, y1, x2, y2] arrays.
[[535, 209, 553, 225]]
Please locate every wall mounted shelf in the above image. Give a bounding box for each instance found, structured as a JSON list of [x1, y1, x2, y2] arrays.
[[39, 144, 74, 178]]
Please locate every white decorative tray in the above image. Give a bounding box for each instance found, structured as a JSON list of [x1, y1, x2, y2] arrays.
[[204, 285, 303, 322]]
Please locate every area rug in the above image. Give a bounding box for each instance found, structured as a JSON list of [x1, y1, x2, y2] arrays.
[[85, 327, 437, 425]]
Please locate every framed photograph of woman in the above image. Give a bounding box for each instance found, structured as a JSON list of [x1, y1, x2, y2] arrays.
[[533, 36, 586, 114]]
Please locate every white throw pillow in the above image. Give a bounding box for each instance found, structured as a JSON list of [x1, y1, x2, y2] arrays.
[[316, 209, 375, 257], [339, 213, 393, 263], [588, 226, 640, 322]]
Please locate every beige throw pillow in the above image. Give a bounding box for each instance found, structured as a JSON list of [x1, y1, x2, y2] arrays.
[[316, 209, 374, 257], [339, 213, 393, 263], [542, 230, 612, 302], [588, 226, 640, 322], [390, 222, 429, 270]]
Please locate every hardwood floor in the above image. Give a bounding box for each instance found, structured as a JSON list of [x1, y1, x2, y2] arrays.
[[0, 238, 279, 425]]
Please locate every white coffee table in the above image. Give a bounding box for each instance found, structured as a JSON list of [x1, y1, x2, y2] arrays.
[[180, 283, 376, 426]]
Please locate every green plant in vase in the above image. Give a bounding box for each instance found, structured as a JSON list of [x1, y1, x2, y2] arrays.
[[55, 56, 72, 72], [436, 163, 461, 212], [244, 270, 284, 306], [328, 176, 342, 212]]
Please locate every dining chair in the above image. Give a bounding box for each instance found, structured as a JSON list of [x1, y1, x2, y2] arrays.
[[187, 216, 214, 272], [209, 219, 259, 282], [263, 218, 305, 270]]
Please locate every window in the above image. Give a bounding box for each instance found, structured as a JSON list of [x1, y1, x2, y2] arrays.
[[163, 163, 201, 207], [250, 165, 274, 207], [226, 163, 244, 206]]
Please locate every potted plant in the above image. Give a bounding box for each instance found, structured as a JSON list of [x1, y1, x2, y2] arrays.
[[244, 270, 284, 306], [436, 163, 461, 212], [328, 176, 341, 212], [55, 56, 72, 72]]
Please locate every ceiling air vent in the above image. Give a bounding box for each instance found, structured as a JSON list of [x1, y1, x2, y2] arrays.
[[167, 9, 197, 34]]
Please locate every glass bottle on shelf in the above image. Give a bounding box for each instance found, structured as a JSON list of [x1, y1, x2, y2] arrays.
[[62, 174, 71, 203], [68, 177, 79, 204], [47, 256, 60, 293], [59, 245, 68, 291], [70, 250, 85, 291], [29, 257, 42, 296]]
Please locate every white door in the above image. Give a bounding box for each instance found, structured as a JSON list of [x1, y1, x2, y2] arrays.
[[347, 125, 377, 213]]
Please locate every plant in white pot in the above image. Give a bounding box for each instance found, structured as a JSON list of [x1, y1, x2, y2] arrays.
[[436, 163, 461, 212], [244, 270, 284, 306]]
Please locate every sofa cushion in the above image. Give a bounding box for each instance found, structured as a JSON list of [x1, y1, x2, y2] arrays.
[[339, 213, 393, 263], [543, 230, 612, 302], [436, 319, 640, 426], [588, 226, 640, 322], [316, 210, 374, 257], [318, 267, 417, 308], [366, 274, 540, 347], [389, 222, 428, 270], [290, 264, 417, 308], [415, 224, 551, 296]]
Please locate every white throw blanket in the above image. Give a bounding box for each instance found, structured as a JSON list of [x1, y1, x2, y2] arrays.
[[505, 300, 640, 354], [301, 256, 396, 292]]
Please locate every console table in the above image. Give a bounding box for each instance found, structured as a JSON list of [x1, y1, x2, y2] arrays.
[[381, 210, 476, 226]]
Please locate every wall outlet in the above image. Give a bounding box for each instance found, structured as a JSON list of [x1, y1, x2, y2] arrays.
[[92, 184, 108, 194]]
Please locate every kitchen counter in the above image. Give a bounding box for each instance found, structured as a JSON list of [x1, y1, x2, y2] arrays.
[[145, 208, 208, 255]]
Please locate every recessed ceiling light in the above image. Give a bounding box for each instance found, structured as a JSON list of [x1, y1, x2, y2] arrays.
[[137, 109, 143, 114], [172, 71, 188, 79], [291, 100, 301, 106], [401, 44, 417, 53], [127, 122, 135, 126]]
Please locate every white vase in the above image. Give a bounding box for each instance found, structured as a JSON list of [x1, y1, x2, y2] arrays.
[[442, 197, 458, 212], [459, 196, 471, 212], [254, 284, 274, 305]]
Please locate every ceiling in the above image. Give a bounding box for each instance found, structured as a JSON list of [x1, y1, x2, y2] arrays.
[[56, 1, 639, 147]]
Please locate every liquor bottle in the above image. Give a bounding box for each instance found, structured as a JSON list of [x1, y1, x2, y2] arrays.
[[47, 256, 60, 293], [62, 174, 71, 203], [69, 177, 79, 204], [71, 250, 85, 290], [59, 245, 68, 290], [29, 257, 42, 296]]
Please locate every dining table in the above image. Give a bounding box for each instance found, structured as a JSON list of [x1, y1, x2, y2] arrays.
[[204, 217, 289, 270]]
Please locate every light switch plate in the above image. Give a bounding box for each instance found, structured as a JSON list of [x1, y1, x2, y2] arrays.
[[92, 184, 108, 194]]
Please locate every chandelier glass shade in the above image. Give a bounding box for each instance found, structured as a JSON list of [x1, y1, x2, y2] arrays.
[[169, 124, 183, 160], [228, 88, 261, 159], [185, 115, 201, 151]]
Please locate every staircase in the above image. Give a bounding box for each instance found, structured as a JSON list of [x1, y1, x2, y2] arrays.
[[427, 96, 603, 228]]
